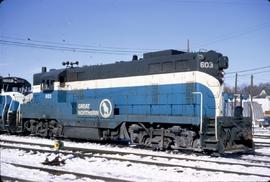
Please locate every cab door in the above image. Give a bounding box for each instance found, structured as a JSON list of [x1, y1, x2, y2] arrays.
[[0, 95, 11, 130], [0, 96, 5, 129], [7, 99, 21, 132]]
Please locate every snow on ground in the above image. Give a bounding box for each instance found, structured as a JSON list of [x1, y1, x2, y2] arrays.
[[1, 148, 269, 182], [254, 126, 270, 135], [253, 138, 270, 143], [1, 162, 95, 182], [1, 133, 270, 164], [1, 132, 270, 181]]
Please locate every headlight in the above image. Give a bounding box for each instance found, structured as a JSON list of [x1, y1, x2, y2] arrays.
[[196, 53, 205, 61], [218, 56, 228, 69]]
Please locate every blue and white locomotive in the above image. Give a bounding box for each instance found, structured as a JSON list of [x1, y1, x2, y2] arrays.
[[0, 77, 31, 132], [0, 49, 253, 153]]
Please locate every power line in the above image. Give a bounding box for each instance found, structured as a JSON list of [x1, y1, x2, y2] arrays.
[[195, 22, 270, 48], [226, 65, 270, 75], [0, 35, 161, 52], [0, 36, 191, 55], [238, 69, 270, 77], [167, 0, 267, 5], [224, 69, 270, 82], [0, 39, 146, 55]]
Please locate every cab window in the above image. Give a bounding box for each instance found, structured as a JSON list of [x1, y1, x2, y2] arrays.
[[41, 80, 54, 91], [59, 76, 65, 87]]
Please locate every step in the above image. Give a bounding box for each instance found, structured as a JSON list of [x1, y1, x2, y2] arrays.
[[206, 131, 215, 135], [207, 124, 215, 128], [204, 139, 218, 143], [204, 135, 217, 141], [203, 146, 218, 151]]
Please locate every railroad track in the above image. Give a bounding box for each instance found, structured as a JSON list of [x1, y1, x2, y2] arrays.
[[1, 138, 269, 156], [254, 134, 270, 139], [1, 139, 270, 179], [254, 141, 270, 148], [1, 161, 130, 182], [0, 175, 34, 182], [1, 139, 270, 163], [253, 134, 270, 148], [1, 139, 270, 162]]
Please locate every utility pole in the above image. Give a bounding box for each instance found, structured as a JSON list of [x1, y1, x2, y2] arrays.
[[234, 73, 238, 114], [187, 39, 190, 52], [250, 74, 253, 103], [250, 75, 255, 128]]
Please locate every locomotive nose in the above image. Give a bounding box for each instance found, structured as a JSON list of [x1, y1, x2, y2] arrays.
[[218, 56, 229, 69]]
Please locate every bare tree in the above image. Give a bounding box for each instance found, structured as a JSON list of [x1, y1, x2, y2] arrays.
[[224, 83, 270, 96]]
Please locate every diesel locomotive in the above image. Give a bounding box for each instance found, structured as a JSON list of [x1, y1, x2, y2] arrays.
[[0, 49, 253, 153]]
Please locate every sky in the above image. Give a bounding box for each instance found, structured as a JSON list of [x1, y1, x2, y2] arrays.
[[0, 0, 270, 87]]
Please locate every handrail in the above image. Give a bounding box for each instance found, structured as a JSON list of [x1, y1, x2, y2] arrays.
[[7, 99, 13, 124], [17, 104, 21, 130], [215, 116, 218, 141], [192, 92, 203, 134], [1, 95, 7, 126]]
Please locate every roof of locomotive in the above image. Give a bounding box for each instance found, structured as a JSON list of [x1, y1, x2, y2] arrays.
[[33, 49, 227, 85], [1, 77, 31, 87], [0, 76, 31, 94]]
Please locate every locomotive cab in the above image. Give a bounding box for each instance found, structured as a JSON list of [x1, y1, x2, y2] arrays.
[[33, 68, 70, 92], [0, 77, 31, 132], [0, 94, 22, 132]]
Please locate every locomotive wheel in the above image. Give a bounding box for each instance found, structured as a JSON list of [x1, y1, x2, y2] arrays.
[[23, 120, 63, 138], [24, 120, 37, 134], [36, 121, 49, 137]]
